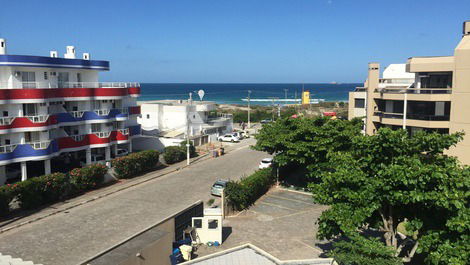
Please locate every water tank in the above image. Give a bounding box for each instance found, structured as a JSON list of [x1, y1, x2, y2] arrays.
[[0, 38, 6, 55]]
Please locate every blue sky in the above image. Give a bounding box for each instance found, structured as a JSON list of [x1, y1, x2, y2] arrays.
[[1, 0, 469, 83]]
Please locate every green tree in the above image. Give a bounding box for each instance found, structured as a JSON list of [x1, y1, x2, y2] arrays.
[[311, 128, 469, 264], [253, 116, 363, 180]]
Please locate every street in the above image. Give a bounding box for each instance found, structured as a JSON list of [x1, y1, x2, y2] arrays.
[[0, 138, 268, 265]]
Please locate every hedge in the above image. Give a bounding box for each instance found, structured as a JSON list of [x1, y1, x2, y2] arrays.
[[112, 150, 160, 179], [225, 168, 275, 211], [163, 146, 186, 164], [1, 164, 107, 212], [70, 163, 108, 191], [163, 141, 198, 164]]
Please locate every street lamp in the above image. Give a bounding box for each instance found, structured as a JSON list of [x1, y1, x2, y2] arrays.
[[247, 90, 251, 128]]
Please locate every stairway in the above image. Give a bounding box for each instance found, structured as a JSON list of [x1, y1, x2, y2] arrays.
[[0, 253, 42, 265]]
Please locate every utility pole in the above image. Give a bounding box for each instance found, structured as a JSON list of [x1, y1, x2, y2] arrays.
[[186, 92, 192, 165], [268, 97, 279, 121], [247, 90, 251, 128]]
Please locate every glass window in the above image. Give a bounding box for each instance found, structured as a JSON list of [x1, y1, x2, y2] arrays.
[[354, 99, 365, 108], [208, 219, 218, 229], [193, 219, 202, 228], [21, 72, 36, 88]]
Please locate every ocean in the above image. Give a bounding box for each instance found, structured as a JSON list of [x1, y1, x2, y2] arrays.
[[138, 83, 359, 106]]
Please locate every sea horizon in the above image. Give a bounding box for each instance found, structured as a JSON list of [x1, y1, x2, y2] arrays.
[[138, 83, 360, 105]]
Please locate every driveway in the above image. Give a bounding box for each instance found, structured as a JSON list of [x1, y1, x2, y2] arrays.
[[196, 187, 329, 260], [0, 138, 265, 265]]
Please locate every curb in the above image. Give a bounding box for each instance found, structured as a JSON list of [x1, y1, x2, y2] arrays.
[[0, 142, 249, 234]]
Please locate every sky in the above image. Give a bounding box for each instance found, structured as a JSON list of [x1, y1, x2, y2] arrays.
[[0, 0, 469, 83]]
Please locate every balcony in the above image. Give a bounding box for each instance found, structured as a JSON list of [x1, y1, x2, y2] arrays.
[[0, 140, 59, 163], [27, 140, 52, 150], [26, 115, 49, 123], [118, 128, 129, 135], [93, 131, 112, 138], [375, 88, 451, 94], [373, 88, 451, 101], [373, 111, 450, 128], [0, 117, 15, 126], [0, 144, 17, 154]]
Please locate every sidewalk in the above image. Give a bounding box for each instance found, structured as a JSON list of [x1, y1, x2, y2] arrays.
[[0, 139, 252, 234]]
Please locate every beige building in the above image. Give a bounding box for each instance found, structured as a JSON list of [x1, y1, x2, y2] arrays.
[[349, 21, 470, 164]]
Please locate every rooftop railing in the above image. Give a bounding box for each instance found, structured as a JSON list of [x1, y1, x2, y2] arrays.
[[0, 82, 140, 89], [27, 140, 51, 150], [375, 88, 452, 94], [0, 144, 18, 153]]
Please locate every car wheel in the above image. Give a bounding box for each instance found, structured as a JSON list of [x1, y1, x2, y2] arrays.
[[231, 139, 234, 142]]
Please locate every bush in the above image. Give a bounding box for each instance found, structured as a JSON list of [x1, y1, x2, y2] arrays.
[[225, 168, 274, 211], [179, 140, 198, 158], [0, 184, 16, 216], [112, 150, 160, 179], [69, 163, 107, 191], [163, 146, 186, 164], [15, 172, 70, 210]]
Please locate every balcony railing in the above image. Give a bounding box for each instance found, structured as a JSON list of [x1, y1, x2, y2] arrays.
[[71, 135, 85, 142], [27, 140, 51, 150], [0, 81, 140, 89], [94, 109, 111, 116], [375, 88, 451, 94], [374, 111, 450, 121], [93, 131, 112, 138], [26, 115, 49, 123], [69, 111, 85, 118], [0, 144, 17, 153], [354, 87, 367, 92], [118, 128, 129, 135], [0, 117, 16, 126]]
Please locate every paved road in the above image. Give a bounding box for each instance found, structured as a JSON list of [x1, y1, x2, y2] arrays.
[[0, 138, 267, 265]]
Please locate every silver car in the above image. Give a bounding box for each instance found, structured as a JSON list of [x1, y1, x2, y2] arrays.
[[211, 180, 229, 196]]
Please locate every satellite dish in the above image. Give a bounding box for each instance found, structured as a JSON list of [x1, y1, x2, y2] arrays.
[[197, 89, 205, 101]]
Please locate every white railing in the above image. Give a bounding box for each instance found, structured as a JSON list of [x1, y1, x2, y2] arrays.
[[69, 111, 85, 118], [118, 108, 129, 114], [118, 128, 129, 135], [27, 140, 51, 150], [71, 135, 85, 142], [0, 117, 16, 125], [26, 115, 49, 123], [94, 109, 111, 116], [0, 81, 140, 89], [93, 131, 112, 138], [0, 144, 18, 153]]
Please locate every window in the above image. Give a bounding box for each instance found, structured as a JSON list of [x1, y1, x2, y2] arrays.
[[5, 139, 10, 145], [147, 114, 150, 119], [193, 219, 202, 228], [354, 99, 365, 108], [208, 219, 218, 229], [2, 111, 8, 117], [44, 72, 48, 80], [77, 73, 82, 83], [21, 72, 36, 88]]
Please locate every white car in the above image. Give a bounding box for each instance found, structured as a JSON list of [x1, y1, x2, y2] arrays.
[[232, 132, 244, 140], [218, 134, 240, 142], [259, 158, 273, 169]]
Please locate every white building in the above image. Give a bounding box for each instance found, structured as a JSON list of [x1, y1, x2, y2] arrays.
[[0, 38, 141, 184], [135, 100, 233, 151]]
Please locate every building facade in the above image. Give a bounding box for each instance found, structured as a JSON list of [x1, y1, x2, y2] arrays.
[[349, 21, 470, 164], [135, 100, 233, 151], [0, 39, 141, 184]]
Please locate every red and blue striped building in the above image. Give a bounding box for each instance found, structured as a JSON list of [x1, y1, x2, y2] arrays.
[[0, 39, 141, 183]]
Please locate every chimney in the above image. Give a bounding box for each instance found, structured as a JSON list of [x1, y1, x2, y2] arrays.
[[0, 38, 6, 55], [50, 51, 58, 58], [64, 46, 76, 59], [83, 53, 90, 60], [463, 21, 470, 36]]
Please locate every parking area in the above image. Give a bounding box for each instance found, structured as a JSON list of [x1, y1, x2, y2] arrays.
[[195, 187, 329, 261]]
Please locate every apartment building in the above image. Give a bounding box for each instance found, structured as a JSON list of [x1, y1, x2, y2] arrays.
[[0, 39, 141, 184], [349, 21, 470, 164]]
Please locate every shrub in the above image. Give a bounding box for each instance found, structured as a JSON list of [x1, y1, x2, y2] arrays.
[[15, 172, 69, 210], [163, 146, 186, 164], [69, 163, 107, 191], [179, 140, 198, 158], [112, 150, 160, 179], [0, 184, 17, 216], [225, 168, 274, 211]]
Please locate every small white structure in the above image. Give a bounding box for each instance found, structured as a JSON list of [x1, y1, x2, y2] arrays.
[[191, 208, 223, 245], [135, 100, 233, 151]]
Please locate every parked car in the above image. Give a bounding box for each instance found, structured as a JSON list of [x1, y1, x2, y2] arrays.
[[259, 158, 273, 169], [217, 134, 240, 142], [211, 180, 229, 196], [232, 132, 244, 140], [116, 148, 129, 157], [260, 119, 273, 124], [239, 130, 250, 138], [80, 154, 106, 166]]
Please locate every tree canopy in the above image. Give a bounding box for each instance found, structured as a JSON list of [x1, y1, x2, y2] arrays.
[[254, 117, 469, 264]]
